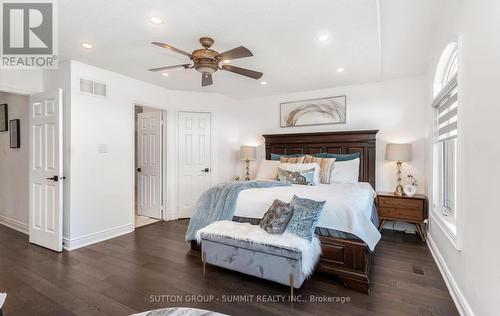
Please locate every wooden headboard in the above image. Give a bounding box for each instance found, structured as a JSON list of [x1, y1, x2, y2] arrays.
[[263, 130, 378, 189]]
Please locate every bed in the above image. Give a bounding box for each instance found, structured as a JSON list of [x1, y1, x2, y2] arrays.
[[192, 130, 379, 293], [265, 130, 379, 293], [233, 183, 380, 251]]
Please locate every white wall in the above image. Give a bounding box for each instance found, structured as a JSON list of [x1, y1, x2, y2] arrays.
[[425, 1, 500, 315], [237, 76, 427, 194], [0, 69, 43, 95], [42, 60, 240, 248], [0, 92, 29, 233]]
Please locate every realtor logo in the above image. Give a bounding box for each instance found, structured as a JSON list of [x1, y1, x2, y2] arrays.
[[1, 0, 58, 69]]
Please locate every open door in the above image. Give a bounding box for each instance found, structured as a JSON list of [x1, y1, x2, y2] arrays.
[[29, 89, 63, 252], [136, 111, 163, 219]]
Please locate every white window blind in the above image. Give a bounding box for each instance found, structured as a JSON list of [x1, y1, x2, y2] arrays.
[[432, 73, 458, 142]]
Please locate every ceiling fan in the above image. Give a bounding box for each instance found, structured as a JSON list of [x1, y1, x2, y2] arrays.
[[148, 37, 263, 86]]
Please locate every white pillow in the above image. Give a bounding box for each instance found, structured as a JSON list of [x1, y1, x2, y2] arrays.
[[279, 162, 321, 185], [330, 158, 360, 184], [255, 160, 281, 180]]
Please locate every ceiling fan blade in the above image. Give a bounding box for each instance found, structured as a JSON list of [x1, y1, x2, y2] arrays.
[[148, 64, 190, 72], [202, 73, 213, 87], [152, 42, 192, 57], [218, 46, 253, 60], [221, 64, 263, 79]]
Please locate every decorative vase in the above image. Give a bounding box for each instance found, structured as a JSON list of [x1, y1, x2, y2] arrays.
[[403, 184, 417, 197]]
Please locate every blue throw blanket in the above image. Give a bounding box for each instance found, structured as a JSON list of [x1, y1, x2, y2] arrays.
[[185, 180, 290, 242]]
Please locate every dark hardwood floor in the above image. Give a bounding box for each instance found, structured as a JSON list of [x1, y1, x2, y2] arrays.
[[0, 220, 458, 316]]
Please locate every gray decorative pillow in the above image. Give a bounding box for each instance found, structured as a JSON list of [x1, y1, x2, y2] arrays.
[[278, 168, 315, 185], [286, 195, 326, 241], [260, 199, 294, 234]]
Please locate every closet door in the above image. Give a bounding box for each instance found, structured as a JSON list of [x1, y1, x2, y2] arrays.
[[178, 112, 212, 218]]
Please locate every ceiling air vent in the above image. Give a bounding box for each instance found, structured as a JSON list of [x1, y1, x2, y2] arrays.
[[80, 78, 107, 97]]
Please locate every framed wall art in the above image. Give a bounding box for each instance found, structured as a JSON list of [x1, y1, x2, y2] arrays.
[[280, 95, 346, 127], [10, 119, 20, 148], [0, 104, 7, 132]]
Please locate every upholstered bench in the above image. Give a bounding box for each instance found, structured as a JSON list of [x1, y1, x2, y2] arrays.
[[196, 221, 321, 295]]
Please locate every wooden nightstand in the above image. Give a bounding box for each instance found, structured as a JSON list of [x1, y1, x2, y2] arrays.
[[377, 192, 428, 241]]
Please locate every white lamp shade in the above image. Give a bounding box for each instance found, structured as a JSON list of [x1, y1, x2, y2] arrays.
[[385, 143, 412, 162], [240, 146, 256, 160]]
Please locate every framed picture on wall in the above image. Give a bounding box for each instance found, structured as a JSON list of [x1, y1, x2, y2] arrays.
[[280, 95, 346, 127], [10, 119, 20, 148], [0, 104, 7, 132]]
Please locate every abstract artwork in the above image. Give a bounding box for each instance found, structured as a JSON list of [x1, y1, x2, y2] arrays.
[[0, 104, 7, 132], [280, 95, 346, 127]]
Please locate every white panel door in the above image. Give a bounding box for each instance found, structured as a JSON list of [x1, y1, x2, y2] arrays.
[[137, 111, 162, 219], [178, 112, 212, 218], [29, 89, 63, 252]]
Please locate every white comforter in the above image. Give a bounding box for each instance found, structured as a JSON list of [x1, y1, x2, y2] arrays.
[[234, 182, 381, 251]]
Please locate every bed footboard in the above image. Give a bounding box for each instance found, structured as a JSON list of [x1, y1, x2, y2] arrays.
[[316, 236, 372, 294]]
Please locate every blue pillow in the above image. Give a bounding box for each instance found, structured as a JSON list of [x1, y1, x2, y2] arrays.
[[311, 153, 328, 158], [286, 195, 326, 241], [323, 153, 360, 161], [270, 153, 305, 161]]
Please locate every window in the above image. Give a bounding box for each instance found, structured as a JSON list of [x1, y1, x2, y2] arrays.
[[432, 43, 459, 233]]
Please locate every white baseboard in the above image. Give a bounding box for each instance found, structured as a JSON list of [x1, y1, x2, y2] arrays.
[[63, 223, 134, 251], [427, 234, 475, 316], [0, 214, 29, 235]]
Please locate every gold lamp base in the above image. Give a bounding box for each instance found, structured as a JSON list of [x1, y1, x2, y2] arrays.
[[394, 161, 404, 196], [394, 184, 404, 196], [244, 159, 250, 181]]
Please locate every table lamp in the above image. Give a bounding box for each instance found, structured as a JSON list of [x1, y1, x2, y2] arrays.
[[385, 143, 412, 196], [240, 146, 256, 181]]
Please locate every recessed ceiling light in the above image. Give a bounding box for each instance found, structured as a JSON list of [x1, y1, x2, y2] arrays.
[[260, 81, 267, 85], [318, 35, 329, 42], [336, 68, 344, 73], [81, 42, 92, 49], [149, 16, 163, 24], [161, 73, 169, 77], [223, 60, 231, 63]]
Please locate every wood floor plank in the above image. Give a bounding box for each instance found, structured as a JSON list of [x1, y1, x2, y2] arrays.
[[0, 221, 459, 316]]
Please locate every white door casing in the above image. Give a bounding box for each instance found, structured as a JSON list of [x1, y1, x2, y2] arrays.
[[178, 112, 212, 218], [29, 89, 63, 252], [136, 111, 162, 219]]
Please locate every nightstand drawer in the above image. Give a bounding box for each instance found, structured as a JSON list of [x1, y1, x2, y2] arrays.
[[379, 197, 423, 211], [378, 206, 424, 222]]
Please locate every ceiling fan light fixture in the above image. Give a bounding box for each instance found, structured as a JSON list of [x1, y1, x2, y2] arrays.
[[260, 81, 267, 85], [149, 37, 263, 86], [161, 73, 169, 77], [195, 65, 217, 74]]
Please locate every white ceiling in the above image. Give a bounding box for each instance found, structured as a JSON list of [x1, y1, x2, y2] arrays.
[[59, 0, 442, 98]]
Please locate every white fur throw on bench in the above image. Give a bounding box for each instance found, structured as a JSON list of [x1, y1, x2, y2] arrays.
[[196, 220, 322, 276]]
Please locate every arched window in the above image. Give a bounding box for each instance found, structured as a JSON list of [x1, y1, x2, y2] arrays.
[[432, 42, 458, 224], [433, 42, 458, 97]]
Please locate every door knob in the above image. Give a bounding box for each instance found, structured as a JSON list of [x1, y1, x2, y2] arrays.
[[46, 175, 59, 181], [137, 168, 142, 172], [201, 168, 210, 173]]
